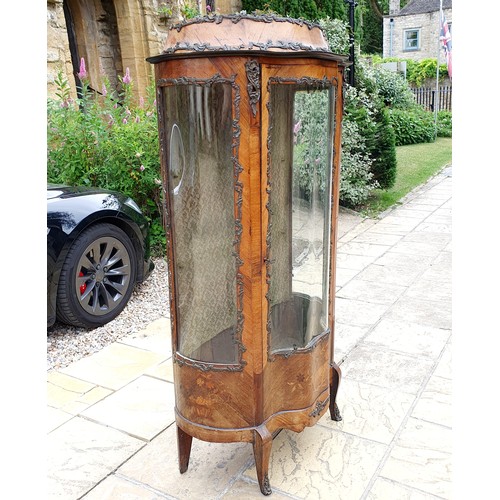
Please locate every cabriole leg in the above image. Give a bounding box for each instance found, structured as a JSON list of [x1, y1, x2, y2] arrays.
[[330, 362, 342, 421], [253, 425, 273, 496]]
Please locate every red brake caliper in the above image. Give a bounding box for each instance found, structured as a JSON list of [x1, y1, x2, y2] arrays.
[[79, 272, 87, 295]]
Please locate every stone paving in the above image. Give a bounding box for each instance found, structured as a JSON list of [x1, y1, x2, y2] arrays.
[[47, 166, 452, 499]]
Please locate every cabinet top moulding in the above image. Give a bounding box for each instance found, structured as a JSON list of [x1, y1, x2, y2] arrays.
[[147, 13, 350, 64]]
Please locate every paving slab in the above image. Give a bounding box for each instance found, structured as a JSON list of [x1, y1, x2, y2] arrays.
[[379, 418, 452, 498], [47, 417, 145, 499], [363, 319, 450, 359], [117, 424, 255, 499], [60, 342, 168, 390], [340, 344, 435, 395], [318, 379, 414, 445], [243, 426, 387, 500], [81, 375, 175, 440]]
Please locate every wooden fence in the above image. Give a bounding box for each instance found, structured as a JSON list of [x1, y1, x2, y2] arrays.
[[411, 86, 452, 112]]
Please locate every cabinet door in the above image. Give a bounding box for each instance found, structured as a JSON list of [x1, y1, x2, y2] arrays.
[[261, 63, 338, 357], [160, 77, 241, 366]]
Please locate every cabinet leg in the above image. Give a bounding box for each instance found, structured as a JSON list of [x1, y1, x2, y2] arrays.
[[177, 425, 193, 474], [253, 425, 273, 496], [330, 362, 342, 421]]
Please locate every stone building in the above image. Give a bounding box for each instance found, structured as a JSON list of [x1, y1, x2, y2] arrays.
[[383, 0, 452, 60], [47, 0, 242, 101]]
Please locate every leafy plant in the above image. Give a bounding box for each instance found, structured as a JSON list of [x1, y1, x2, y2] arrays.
[[436, 110, 452, 137], [180, 2, 198, 19], [241, 0, 335, 20], [318, 17, 350, 54], [157, 2, 173, 17], [370, 66, 416, 109], [388, 107, 436, 146], [47, 61, 166, 254], [339, 119, 378, 208]]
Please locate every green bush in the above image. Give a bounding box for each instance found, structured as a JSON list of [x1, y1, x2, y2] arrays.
[[318, 17, 349, 55], [388, 107, 436, 146], [436, 110, 452, 137], [370, 106, 397, 189], [47, 64, 165, 254], [352, 61, 398, 190], [338, 85, 379, 207], [241, 0, 335, 20], [371, 66, 416, 109], [339, 119, 378, 208]]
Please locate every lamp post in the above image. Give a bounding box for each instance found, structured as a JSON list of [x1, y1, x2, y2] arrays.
[[344, 0, 357, 86]]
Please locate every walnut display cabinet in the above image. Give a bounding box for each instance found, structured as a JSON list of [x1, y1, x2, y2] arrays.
[[147, 13, 348, 496]]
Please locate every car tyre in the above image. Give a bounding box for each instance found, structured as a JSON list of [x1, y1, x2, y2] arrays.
[[56, 223, 137, 328]]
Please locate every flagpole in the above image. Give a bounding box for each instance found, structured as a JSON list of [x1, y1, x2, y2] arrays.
[[434, 0, 442, 139]]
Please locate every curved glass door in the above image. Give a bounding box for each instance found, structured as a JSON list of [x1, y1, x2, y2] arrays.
[[267, 80, 335, 354], [161, 81, 240, 365]]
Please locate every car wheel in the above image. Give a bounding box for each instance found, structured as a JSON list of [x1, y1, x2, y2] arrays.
[[56, 223, 137, 328]]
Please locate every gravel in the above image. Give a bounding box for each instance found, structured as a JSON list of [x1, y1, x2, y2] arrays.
[[46, 257, 170, 372]]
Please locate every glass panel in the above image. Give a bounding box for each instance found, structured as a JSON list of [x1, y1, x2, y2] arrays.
[[268, 83, 334, 353], [161, 82, 239, 364]]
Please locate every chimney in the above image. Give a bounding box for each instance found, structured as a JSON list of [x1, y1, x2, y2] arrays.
[[389, 0, 401, 15]]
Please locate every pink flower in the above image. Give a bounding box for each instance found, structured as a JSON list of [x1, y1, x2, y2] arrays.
[[293, 120, 302, 135], [135, 116, 140, 123], [206, 5, 211, 12], [122, 118, 128, 124], [102, 83, 107, 96], [139, 96, 145, 108], [140, 165, 145, 171], [77, 58, 87, 80], [123, 67, 131, 84]]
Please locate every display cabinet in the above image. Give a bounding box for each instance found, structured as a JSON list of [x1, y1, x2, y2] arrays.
[[148, 13, 348, 495]]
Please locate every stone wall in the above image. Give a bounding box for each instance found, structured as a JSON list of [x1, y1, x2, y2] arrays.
[[47, 0, 76, 99], [47, 0, 243, 101], [383, 7, 452, 61]]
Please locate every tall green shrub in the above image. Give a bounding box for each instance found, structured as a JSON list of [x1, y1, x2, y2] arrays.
[[339, 119, 377, 208], [354, 60, 398, 190], [370, 107, 397, 188], [319, 17, 381, 206]]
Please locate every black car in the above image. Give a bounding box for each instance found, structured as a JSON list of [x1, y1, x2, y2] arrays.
[[47, 184, 154, 329]]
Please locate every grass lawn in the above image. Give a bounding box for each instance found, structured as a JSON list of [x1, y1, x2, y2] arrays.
[[359, 137, 452, 216]]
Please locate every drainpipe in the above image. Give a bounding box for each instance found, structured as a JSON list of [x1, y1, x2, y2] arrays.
[[389, 18, 394, 57]]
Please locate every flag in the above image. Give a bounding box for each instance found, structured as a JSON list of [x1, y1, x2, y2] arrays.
[[440, 10, 452, 79]]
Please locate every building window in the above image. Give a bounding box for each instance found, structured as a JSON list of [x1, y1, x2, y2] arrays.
[[404, 29, 420, 51]]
